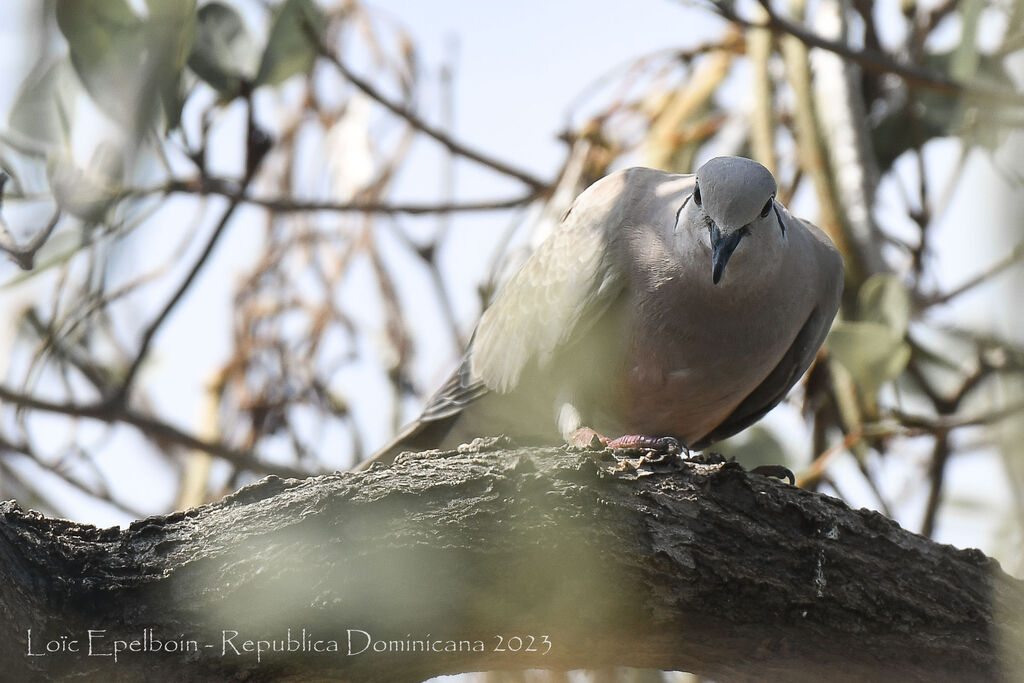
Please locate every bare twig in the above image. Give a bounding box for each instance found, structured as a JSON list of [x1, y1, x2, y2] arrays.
[[229, 190, 540, 216], [112, 102, 272, 404], [316, 43, 550, 191], [903, 356, 1004, 537], [0, 383, 312, 479], [892, 400, 1024, 432], [0, 436, 150, 519], [110, 192, 244, 404], [0, 173, 62, 270], [134, 177, 540, 215], [924, 239, 1024, 306], [700, 0, 1024, 106]]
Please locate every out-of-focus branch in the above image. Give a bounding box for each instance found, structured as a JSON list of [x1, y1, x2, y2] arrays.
[[110, 191, 245, 405], [0, 174, 61, 270], [892, 400, 1024, 433], [644, 38, 735, 171], [134, 177, 540, 215], [0, 435, 150, 519], [0, 383, 311, 479], [111, 110, 271, 405], [798, 396, 1024, 491], [703, 0, 1024, 106], [904, 355, 1002, 537], [747, 4, 777, 174], [923, 239, 1024, 306], [919, 0, 963, 36], [780, 0, 867, 289], [316, 42, 550, 192]]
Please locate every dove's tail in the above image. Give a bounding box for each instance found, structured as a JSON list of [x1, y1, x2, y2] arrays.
[[353, 414, 459, 472]]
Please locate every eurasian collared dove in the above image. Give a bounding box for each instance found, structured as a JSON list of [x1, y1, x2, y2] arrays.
[[360, 156, 843, 470]]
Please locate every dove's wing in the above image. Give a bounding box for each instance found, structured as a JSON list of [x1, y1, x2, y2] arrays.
[[470, 176, 632, 393], [358, 170, 647, 470]]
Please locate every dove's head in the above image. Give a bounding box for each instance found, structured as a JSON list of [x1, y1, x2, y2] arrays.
[[689, 156, 785, 285]]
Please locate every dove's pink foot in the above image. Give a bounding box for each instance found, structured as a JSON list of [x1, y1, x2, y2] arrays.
[[568, 427, 609, 448], [569, 428, 683, 455]]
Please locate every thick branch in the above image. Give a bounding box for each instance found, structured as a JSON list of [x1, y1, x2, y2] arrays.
[[1, 445, 1021, 682]]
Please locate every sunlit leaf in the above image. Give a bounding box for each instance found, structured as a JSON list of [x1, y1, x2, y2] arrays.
[[827, 321, 911, 396], [46, 145, 123, 223], [146, 0, 198, 131], [188, 2, 259, 98], [950, 0, 984, 82], [857, 274, 911, 338], [7, 59, 79, 148], [255, 0, 323, 87], [148, 0, 198, 70], [55, 0, 195, 133], [56, 0, 144, 124]]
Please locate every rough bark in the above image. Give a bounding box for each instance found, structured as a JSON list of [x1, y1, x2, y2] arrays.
[[1, 440, 1022, 682]]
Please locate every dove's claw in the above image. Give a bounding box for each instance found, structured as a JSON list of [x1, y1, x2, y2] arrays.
[[606, 435, 683, 455], [750, 464, 795, 485]]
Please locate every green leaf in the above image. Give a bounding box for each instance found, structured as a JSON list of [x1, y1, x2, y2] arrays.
[[871, 40, 1016, 168], [8, 59, 79, 148], [146, 0, 198, 131], [56, 0, 145, 124], [46, 145, 123, 223], [857, 274, 911, 338], [188, 2, 259, 98], [255, 0, 323, 87], [148, 0, 198, 71], [827, 321, 911, 396], [54, 0, 196, 133], [950, 0, 984, 82]]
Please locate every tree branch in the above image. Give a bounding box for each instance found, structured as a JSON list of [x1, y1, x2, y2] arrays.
[[110, 192, 242, 404], [923, 238, 1024, 306], [0, 172, 61, 270], [157, 177, 540, 215], [111, 101, 273, 404], [315, 44, 550, 192], [1, 445, 1020, 682], [702, 0, 1024, 106], [0, 383, 311, 479]]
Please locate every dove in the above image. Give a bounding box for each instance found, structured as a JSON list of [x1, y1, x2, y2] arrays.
[[359, 156, 843, 470]]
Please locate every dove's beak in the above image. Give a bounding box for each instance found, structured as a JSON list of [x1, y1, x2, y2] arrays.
[[710, 225, 745, 285]]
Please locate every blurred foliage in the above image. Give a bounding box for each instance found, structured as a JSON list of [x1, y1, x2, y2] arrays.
[[0, 0, 1021, 579], [829, 275, 912, 399]]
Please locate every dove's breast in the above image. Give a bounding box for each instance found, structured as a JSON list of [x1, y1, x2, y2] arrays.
[[610, 230, 819, 446]]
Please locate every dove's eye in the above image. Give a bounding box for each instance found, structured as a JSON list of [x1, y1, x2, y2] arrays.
[[760, 196, 774, 218], [693, 183, 702, 207]]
